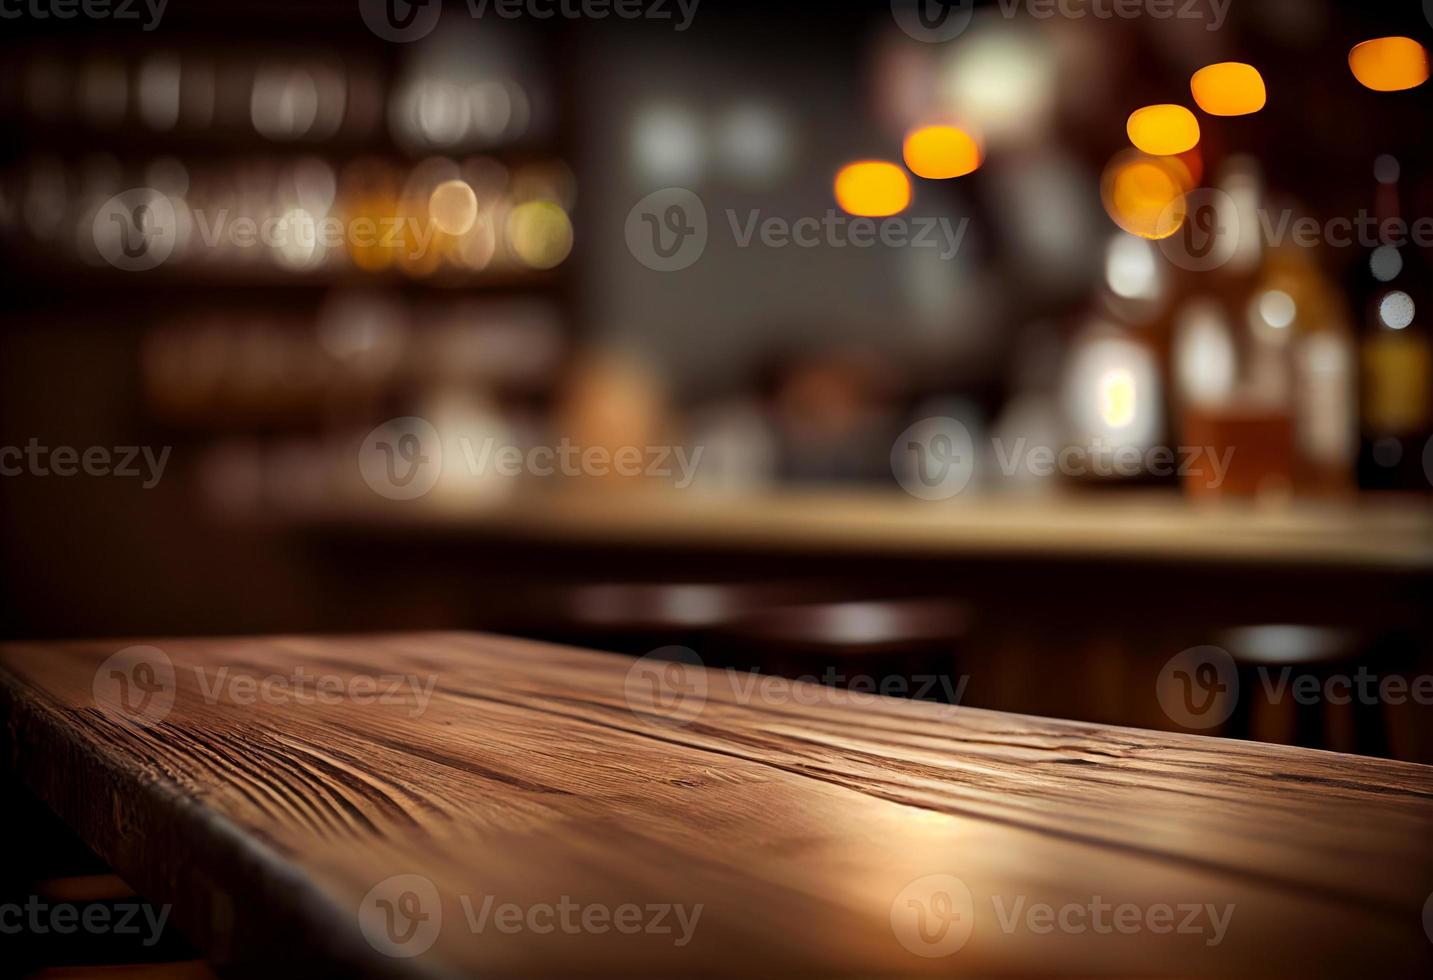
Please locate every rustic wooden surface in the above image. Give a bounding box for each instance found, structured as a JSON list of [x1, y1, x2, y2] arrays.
[[2, 632, 1431, 978]]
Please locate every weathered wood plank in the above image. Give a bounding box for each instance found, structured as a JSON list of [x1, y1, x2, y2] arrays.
[[2, 632, 1431, 977]]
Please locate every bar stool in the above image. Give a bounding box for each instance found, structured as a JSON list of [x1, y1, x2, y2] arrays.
[[534, 581, 822, 657], [711, 598, 972, 704], [1218, 625, 1370, 754]]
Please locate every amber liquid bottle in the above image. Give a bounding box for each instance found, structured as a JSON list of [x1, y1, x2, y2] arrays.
[[1176, 156, 1296, 499]]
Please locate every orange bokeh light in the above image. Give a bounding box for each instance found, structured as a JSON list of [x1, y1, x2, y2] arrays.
[[1126, 104, 1201, 156], [1100, 151, 1192, 241], [1349, 37, 1429, 92], [833, 161, 911, 217], [902, 125, 982, 180], [1191, 62, 1267, 116]]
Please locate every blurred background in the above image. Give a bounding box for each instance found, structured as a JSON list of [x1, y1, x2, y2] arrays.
[[1, 0, 1431, 760]]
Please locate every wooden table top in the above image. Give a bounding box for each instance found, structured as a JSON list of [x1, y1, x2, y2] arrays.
[[2, 632, 1431, 978]]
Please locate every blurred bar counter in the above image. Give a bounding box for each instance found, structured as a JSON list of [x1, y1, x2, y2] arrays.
[[284, 490, 1433, 763], [303, 490, 1433, 571]]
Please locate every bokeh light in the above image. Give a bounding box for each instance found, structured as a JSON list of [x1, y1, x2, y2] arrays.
[[1174, 299, 1237, 406], [1105, 233, 1164, 301], [632, 103, 706, 184], [1348, 37, 1429, 92], [506, 200, 573, 269], [1100, 151, 1191, 240], [429, 179, 478, 236], [1379, 290, 1415, 330], [1099, 368, 1137, 429], [1370, 245, 1403, 282], [1190, 63, 1267, 116], [1255, 290, 1297, 330], [833, 161, 911, 217], [716, 103, 791, 184], [902, 125, 982, 179], [1065, 335, 1162, 450], [1126, 104, 1201, 156], [937, 26, 1056, 146]]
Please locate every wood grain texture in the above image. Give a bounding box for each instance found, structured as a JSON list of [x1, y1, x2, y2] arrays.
[[2, 632, 1431, 978]]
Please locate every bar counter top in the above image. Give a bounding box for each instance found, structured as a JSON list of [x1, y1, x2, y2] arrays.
[[2, 631, 1431, 977]]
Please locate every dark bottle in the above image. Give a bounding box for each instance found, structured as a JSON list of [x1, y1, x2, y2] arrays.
[[1351, 155, 1432, 492]]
